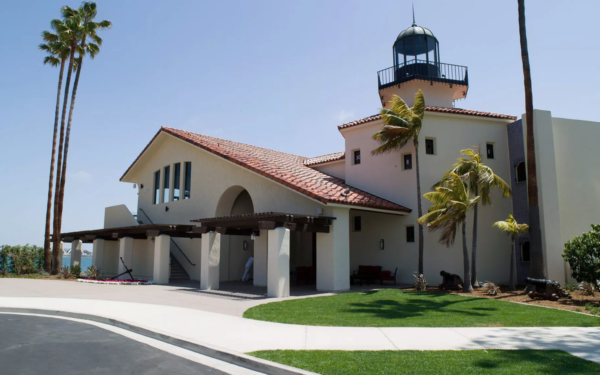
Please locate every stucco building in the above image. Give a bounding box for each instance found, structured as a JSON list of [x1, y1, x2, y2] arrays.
[[56, 20, 599, 295]]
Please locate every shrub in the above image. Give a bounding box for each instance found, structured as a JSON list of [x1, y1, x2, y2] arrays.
[[86, 265, 102, 280], [483, 281, 500, 296], [580, 282, 596, 296], [413, 273, 427, 291], [58, 266, 72, 279], [71, 263, 82, 278], [564, 282, 577, 292], [563, 224, 600, 292]]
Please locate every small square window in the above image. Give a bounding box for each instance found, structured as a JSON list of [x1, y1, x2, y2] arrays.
[[354, 216, 362, 232], [406, 226, 415, 242], [486, 143, 495, 159], [353, 149, 361, 165], [403, 153, 413, 170], [425, 139, 435, 155]]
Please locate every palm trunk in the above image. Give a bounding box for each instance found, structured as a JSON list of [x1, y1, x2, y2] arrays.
[[518, 0, 545, 279], [462, 221, 473, 293], [57, 52, 84, 236], [43, 58, 66, 272], [471, 202, 479, 288], [51, 43, 76, 275], [509, 238, 516, 291], [415, 140, 424, 275]]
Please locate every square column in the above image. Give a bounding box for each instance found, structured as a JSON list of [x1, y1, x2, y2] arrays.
[[201, 232, 221, 290], [92, 239, 105, 276], [70, 239, 82, 270], [153, 235, 170, 284], [267, 227, 290, 298], [317, 207, 350, 292], [253, 230, 268, 287], [118, 237, 134, 279]]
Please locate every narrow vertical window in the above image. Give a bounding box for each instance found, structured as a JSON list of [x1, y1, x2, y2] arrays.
[[184, 162, 192, 199], [153, 171, 160, 205], [163, 166, 170, 203], [354, 216, 362, 232], [425, 139, 435, 155], [521, 241, 531, 262], [173, 163, 181, 201], [516, 162, 526, 183], [403, 154, 413, 170], [353, 150, 361, 165], [486, 143, 495, 159], [406, 226, 415, 242]]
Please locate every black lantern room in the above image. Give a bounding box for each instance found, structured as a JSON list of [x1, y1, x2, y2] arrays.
[[393, 22, 439, 79]]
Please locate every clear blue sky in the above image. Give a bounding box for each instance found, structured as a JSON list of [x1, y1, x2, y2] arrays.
[[1, 0, 599, 248]]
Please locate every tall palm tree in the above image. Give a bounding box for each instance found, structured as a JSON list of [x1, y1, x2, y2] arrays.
[[49, 13, 82, 274], [39, 31, 75, 272], [372, 90, 426, 274], [56, 2, 110, 240], [437, 148, 512, 288], [418, 173, 480, 293], [493, 215, 529, 291], [518, 0, 544, 278]]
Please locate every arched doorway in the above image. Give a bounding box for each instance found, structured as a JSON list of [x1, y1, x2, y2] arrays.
[[215, 186, 254, 281]]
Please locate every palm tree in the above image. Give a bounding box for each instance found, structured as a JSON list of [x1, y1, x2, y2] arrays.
[[50, 12, 81, 274], [418, 172, 480, 293], [39, 30, 75, 272], [437, 148, 512, 288], [372, 90, 426, 274], [518, 0, 544, 278], [493, 215, 529, 291], [55, 2, 110, 240]]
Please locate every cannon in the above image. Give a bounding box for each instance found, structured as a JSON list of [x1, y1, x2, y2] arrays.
[[526, 277, 572, 301], [439, 270, 463, 291]]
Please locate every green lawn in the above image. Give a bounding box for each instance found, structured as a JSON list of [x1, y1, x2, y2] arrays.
[[249, 350, 600, 375], [243, 289, 600, 327]]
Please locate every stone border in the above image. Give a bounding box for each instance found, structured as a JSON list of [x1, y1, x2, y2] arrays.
[[0, 307, 317, 375], [77, 279, 156, 286]]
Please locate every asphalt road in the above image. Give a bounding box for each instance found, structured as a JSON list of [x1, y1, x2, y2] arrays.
[[0, 314, 227, 375]]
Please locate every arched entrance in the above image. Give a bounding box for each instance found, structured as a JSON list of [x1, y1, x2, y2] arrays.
[[215, 186, 254, 281]]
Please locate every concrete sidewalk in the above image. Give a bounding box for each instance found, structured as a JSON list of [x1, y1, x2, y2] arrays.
[[1, 296, 599, 365]]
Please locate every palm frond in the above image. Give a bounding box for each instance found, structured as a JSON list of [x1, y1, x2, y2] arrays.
[[412, 89, 426, 119]]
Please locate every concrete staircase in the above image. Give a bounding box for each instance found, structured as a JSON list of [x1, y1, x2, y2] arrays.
[[169, 254, 190, 282]]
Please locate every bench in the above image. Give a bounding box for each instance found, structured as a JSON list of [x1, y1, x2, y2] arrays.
[[350, 265, 382, 286]]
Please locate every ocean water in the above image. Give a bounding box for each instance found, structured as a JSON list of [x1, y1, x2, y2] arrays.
[[62, 257, 93, 270]]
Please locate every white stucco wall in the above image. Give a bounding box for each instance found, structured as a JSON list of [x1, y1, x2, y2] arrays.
[[342, 112, 514, 285], [312, 160, 346, 179], [104, 205, 138, 229], [379, 80, 466, 108]]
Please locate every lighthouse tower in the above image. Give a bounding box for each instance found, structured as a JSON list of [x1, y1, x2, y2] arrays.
[[377, 14, 469, 108]]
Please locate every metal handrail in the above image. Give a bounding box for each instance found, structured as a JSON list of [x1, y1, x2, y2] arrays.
[[377, 60, 468, 89], [138, 208, 196, 267]]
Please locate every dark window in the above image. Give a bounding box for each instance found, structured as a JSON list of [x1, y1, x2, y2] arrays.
[[173, 163, 181, 201], [406, 226, 415, 242], [354, 216, 362, 232], [163, 166, 170, 203], [153, 171, 160, 205], [521, 241, 530, 262], [404, 154, 412, 170], [184, 162, 192, 199], [486, 143, 495, 159], [516, 162, 526, 183], [425, 139, 435, 155], [353, 150, 361, 165]]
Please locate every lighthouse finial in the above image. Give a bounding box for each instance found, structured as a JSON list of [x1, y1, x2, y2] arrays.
[[412, 3, 416, 26]]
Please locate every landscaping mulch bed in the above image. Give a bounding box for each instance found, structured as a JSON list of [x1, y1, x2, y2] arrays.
[[402, 286, 600, 316]]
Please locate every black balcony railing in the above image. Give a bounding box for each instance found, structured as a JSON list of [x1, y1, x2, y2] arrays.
[[377, 60, 468, 89]]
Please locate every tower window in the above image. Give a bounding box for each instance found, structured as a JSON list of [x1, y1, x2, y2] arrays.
[[173, 163, 181, 201], [406, 226, 415, 243], [353, 149, 361, 165], [516, 162, 526, 183], [354, 216, 362, 232], [403, 153, 413, 170], [425, 139, 435, 155], [184, 162, 192, 199], [521, 241, 530, 262], [486, 143, 495, 159], [153, 170, 160, 205], [163, 165, 170, 203]]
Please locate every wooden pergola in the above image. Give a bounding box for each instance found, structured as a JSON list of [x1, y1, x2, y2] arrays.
[[53, 224, 202, 243], [190, 212, 336, 236]]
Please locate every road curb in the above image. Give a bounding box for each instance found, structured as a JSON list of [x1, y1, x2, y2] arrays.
[[0, 307, 318, 375]]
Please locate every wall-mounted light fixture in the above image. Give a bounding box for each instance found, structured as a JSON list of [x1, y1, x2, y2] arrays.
[[133, 183, 137, 189], [379, 239, 385, 250], [250, 234, 255, 241], [243, 240, 248, 250], [151, 237, 155, 244], [140, 184, 144, 189], [165, 206, 169, 212]]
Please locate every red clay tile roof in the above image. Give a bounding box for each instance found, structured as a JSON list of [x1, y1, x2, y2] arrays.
[[304, 152, 345, 166], [121, 127, 411, 213], [338, 106, 517, 130]]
